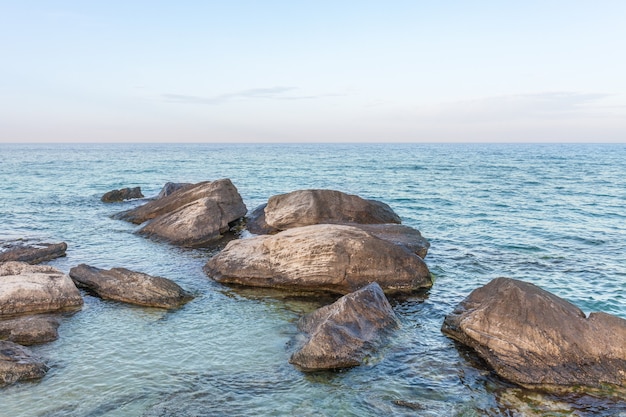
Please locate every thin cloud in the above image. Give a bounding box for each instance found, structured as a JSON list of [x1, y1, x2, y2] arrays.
[[162, 87, 344, 105]]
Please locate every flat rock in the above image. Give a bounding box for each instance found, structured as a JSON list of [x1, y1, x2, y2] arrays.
[[0, 340, 49, 387], [263, 189, 401, 231], [0, 262, 83, 316], [205, 224, 432, 295], [0, 315, 61, 345], [442, 277, 626, 391], [101, 187, 144, 202], [0, 242, 67, 264], [290, 282, 399, 371], [115, 179, 246, 225], [69, 264, 193, 309]]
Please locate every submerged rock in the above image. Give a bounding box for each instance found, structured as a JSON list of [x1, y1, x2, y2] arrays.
[[101, 187, 144, 203], [0, 262, 83, 316], [290, 282, 399, 371], [0, 340, 49, 387], [205, 224, 431, 295], [0, 242, 67, 264], [262, 189, 402, 231], [442, 277, 626, 391], [69, 264, 193, 309], [0, 315, 61, 346]]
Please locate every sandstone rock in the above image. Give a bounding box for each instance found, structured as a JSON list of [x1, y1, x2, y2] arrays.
[[69, 264, 193, 309], [263, 189, 401, 231], [0, 242, 67, 264], [101, 187, 144, 203], [205, 224, 431, 295], [137, 196, 244, 247], [442, 277, 626, 390], [157, 182, 192, 199], [290, 282, 399, 371], [350, 224, 430, 259], [0, 262, 83, 316], [115, 179, 246, 225], [0, 315, 61, 345], [0, 341, 49, 387]]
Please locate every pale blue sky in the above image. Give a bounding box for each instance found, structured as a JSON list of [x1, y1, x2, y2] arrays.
[[2, 1, 625, 142]]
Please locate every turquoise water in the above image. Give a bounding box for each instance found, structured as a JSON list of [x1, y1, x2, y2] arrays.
[[1, 143, 625, 416]]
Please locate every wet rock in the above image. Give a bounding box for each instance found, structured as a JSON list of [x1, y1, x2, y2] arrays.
[[0, 262, 83, 316], [205, 224, 431, 295], [0, 242, 67, 264], [0, 340, 49, 387], [115, 179, 246, 226], [263, 189, 401, 231], [101, 187, 144, 203], [0, 315, 61, 345], [289, 282, 399, 371], [69, 264, 193, 309], [442, 277, 626, 391], [245, 203, 277, 235], [156, 182, 192, 199]]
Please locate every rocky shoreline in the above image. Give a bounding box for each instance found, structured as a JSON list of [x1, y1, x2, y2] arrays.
[[1, 179, 624, 395]]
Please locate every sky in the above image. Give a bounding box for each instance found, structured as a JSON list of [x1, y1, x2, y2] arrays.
[[1, 1, 626, 143]]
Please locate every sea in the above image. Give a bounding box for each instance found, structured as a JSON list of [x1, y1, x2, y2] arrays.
[[0, 143, 625, 417]]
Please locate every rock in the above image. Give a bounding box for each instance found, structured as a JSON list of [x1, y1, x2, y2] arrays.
[[0, 315, 61, 345], [0, 242, 67, 264], [245, 204, 277, 235], [349, 224, 430, 259], [69, 264, 193, 309], [157, 182, 192, 199], [205, 224, 432, 295], [115, 179, 246, 226], [0, 262, 83, 316], [0, 340, 49, 387], [101, 187, 144, 203], [137, 196, 244, 247], [441, 277, 626, 391], [263, 189, 401, 231], [289, 282, 399, 371]]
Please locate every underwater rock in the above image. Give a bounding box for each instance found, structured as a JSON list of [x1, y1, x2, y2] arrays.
[[289, 282, 399, 371], [69, 264, 193, 309], [442, 277, 626, 391], [205, 224, 431, 295]]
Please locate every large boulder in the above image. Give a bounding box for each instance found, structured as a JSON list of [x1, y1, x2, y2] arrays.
[[0, 242, 67, 264], [69, 264, 193, 309], [350, 224, 430, 259], [101, 187, 144, 203], [0, 341, 49, 387], [290, 282, 399, 371], [0, 315, 61, 345], [205, 224, 431, 295], [261, 189, 401, 231], [0, 262, 83, 316], [115, 179, 246, 225], [442, 277, 626, 391], [137, 196, 244, 247]]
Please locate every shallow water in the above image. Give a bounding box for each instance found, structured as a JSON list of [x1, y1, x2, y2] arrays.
[[1, 143, 625, 416]]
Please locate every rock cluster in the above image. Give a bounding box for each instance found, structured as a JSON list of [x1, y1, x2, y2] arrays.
[[115, 179, 247, 247]]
